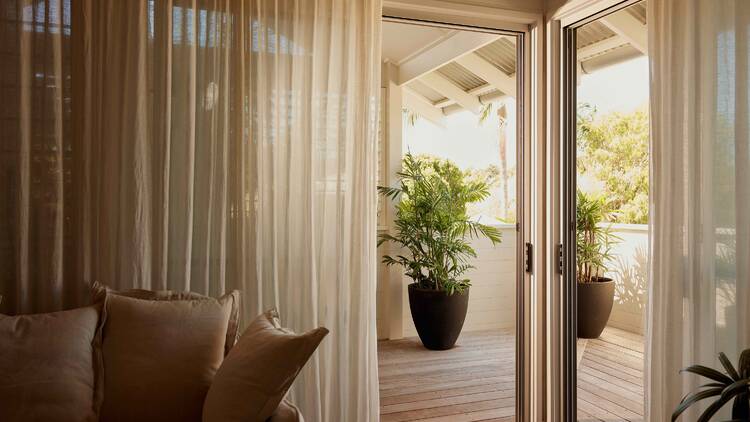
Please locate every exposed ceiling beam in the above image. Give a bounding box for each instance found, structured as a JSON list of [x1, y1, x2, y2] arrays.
[[600, 11, 647, 54], [398, 31, 500, 86], [402, 87, 446, 127], [443, 90, 509, 116], [432, 75, 515, 109], [455, 53, 516, 98], [433, 84, 493, 108], [577, 35, 629, 61], [419, 72, 482, 114]]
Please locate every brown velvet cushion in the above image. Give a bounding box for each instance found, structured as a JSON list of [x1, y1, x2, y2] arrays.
[[0, 305, 104, 422], [92, 282, 240, 355], [203, 309, 328, 422], [99, 292, 236, 422]]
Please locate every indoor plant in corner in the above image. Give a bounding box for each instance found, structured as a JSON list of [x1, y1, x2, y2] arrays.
[[672, 349, 750, 421], [378, 153, 501, 350], [576, 190, 620, 339]]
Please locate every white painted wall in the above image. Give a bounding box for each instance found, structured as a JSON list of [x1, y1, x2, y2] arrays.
[[377, 224, 517, 339], [376, 256, 390, 339], [604, 224, 648, 335], [378, 223, 648, 339]]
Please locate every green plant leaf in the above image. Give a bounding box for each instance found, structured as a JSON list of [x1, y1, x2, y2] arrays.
[[681, 365, 734, 385], [721, 379, 750, 402], [719, 352, 741, 381], [697, 393, 734, 422], [377, 153, 502, 293], [739, 349, 750, 379], [679, 383, 726, 404], [731, 392, 749, 420], [672, 387, 724, 421]]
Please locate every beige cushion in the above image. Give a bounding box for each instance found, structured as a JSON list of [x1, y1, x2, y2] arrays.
[[99, 292, 236, 422], [92, 282, 240, 355], [267, 400, 305, 422], [0, 305, 104, 422], [203, 309, 328, 422]]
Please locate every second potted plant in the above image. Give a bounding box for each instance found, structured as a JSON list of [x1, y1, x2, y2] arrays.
[[576, 190, 620, 339], [378, 153, 502, 350]]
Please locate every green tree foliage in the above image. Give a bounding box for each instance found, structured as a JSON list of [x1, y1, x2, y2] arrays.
[[377, 153, 502, 294], [407, 154, 514, 223], [577, 104, 649, 224]]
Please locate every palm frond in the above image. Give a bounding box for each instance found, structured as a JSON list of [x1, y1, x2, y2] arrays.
[[681, 365, 734, 385], [740, 349, 750, 378], [376, 152, 503, 294], [721, 380, 750, 402], [672, 387, 724, 421], [674, 349, 750, 421], [720, 352, 741, 381], [697, 394, 735, 422]]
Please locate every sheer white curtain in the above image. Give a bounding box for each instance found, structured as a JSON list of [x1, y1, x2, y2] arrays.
[[647, 0, 750, 419], [1, 0, 381, 420]]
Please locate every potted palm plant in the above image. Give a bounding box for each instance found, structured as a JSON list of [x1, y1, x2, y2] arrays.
[[378, 153, 502, 350], [576, 190, 619, 339]]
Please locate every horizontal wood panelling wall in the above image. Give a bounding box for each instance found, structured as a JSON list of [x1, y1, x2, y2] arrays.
[[385, 225, 518, 339], [378, 223, 648, 339], [604, 224, 648, 335]]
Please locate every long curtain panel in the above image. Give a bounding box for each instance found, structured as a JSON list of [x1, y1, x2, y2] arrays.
[[0, 0, 381, 420], [647, 0, 750, 419]]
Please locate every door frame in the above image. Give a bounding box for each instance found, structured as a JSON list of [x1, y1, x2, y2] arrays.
[[380, 2, 544, 421], [549, 1, 645, 420]]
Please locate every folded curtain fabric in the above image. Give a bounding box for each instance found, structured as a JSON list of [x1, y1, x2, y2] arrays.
[[0, 0, 381, 420], [647, 0, 750, 419]]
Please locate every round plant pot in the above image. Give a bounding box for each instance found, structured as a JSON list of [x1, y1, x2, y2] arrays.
[[408, 284, 469, 350], [577, 278, 615, 339]]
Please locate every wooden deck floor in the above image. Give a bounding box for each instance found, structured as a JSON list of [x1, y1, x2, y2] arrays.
[[378, 326, 644, 422]]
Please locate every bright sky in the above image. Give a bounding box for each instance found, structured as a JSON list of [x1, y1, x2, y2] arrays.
[[578, 56, 650, 195], [402, 99, 516, 171], [403, 56, 649, 169], [578, 56, 650, 114], [401, 55, 649, 219]]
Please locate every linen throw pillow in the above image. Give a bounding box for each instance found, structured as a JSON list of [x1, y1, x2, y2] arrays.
[[0, 305, 104, 422], [203, 309, 329, 422], [99, 292, 236, 422], [91, 282, 241, 355]]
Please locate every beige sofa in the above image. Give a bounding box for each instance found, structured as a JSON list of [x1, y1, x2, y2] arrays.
[[0, 288, 325, 422], [269, 402, 305, 422]]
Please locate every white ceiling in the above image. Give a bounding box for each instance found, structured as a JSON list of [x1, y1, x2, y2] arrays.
[[381, 21, 453, 65], [381, 1, 646, 122]]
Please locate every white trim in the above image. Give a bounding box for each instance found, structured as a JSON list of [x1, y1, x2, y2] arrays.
[[549, 0, 641, 27], [380, 5, 544, 421], [402, 86, 447, 126], [599, 10, 647, 54], [383, 0, 539, 31], [432, 79, 513, 108], [393, 30, 458, 67], [606, 222, 649, 232], [544, 16, 564, 422], [544, 2, 647, 422], [398, 31, 500, 85], [577, 35, 628, 61]]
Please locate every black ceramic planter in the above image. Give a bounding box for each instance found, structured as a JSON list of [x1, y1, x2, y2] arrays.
[[408, 284, 469, 350], [577, 278, 615, 339]]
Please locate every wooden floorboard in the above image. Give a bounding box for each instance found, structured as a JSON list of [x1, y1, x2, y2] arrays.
[[378, 326, 644, 422]]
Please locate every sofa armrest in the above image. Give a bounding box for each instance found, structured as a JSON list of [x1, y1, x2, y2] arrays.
[[266, 400, 304, 422]]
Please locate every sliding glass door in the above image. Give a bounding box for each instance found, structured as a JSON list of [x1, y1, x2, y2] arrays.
[[561, 2, 650, 421], [376, 15, 534, 422]]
